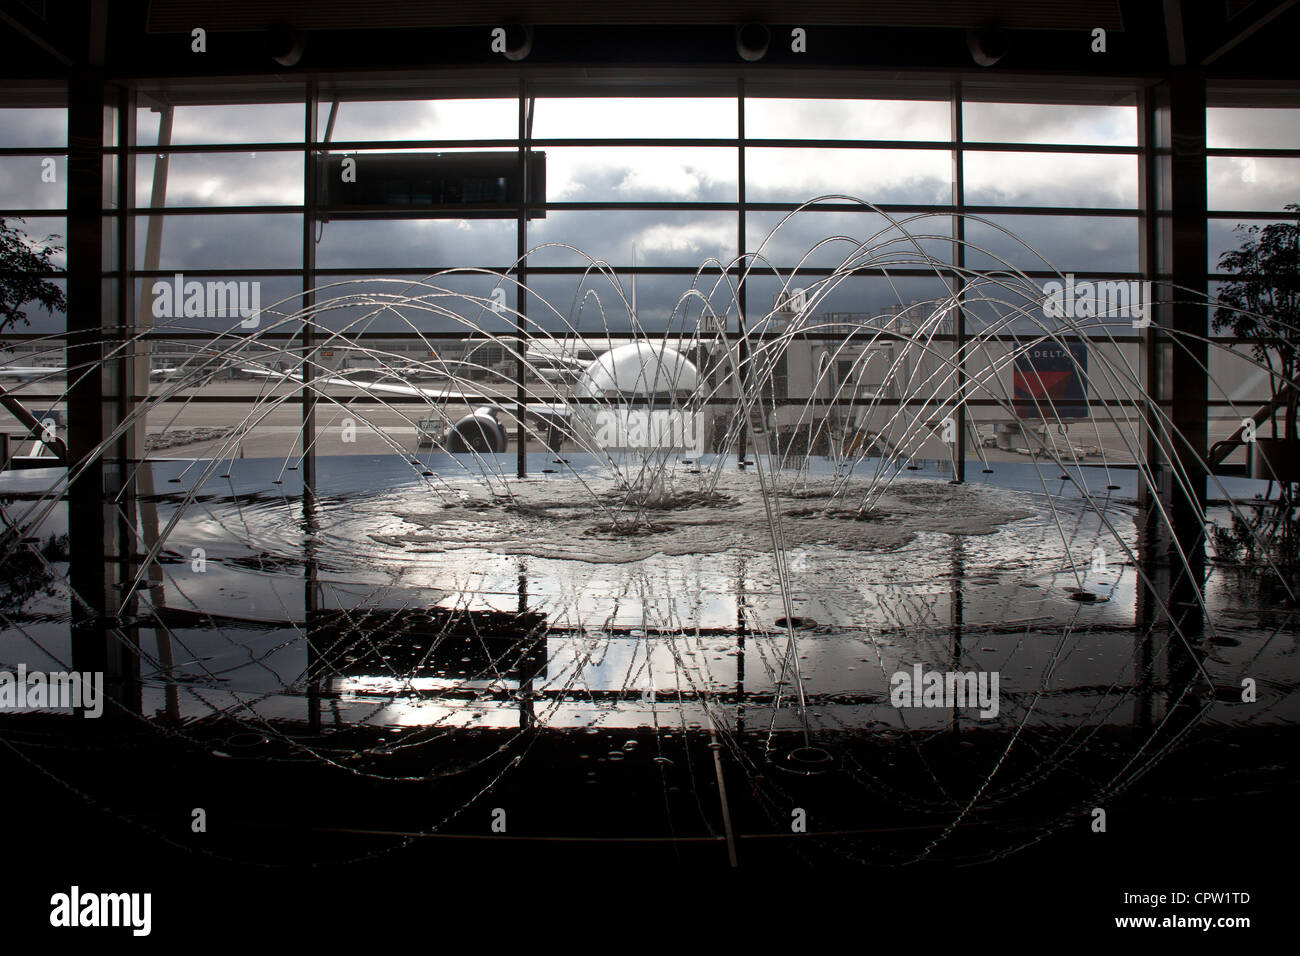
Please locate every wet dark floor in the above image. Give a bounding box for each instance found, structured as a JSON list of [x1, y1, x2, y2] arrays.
[[6, 710, 1294, 936], [3, 455, 1297, 936]]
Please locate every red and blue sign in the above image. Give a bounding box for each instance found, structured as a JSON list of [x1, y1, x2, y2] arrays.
[[1013, 341, 1088, 420]]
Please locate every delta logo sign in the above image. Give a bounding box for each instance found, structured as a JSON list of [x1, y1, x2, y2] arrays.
[[1013, 341, 1088, 420]]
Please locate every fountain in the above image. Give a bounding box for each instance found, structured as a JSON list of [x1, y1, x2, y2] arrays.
[[1, 200, 1295, 865]]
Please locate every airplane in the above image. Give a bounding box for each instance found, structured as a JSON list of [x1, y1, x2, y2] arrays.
[[529, 354, 586, 385], [0, 365, 65, 383], [238, 334, 703, 456]]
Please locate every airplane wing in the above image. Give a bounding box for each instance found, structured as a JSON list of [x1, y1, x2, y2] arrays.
[[238, 365, 529, 407], [342, 382, 580, 428], [331, 378, 487, 402], [239, 366, 303, 382], [0, 366, 65, 381]]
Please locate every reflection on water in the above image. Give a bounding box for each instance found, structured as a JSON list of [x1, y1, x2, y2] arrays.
[[2, 453, 1296, 866], [4, 454, 1294, 726]]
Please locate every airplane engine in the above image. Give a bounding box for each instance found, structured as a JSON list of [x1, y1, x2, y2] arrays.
[[446, 408, 508, 453]]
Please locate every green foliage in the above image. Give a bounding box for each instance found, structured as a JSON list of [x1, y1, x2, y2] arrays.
[[0, 216, 67, 339], [0, 529, 67, 612], [1210, 501, 1300, 607], [1212, 204, 1300, 437]]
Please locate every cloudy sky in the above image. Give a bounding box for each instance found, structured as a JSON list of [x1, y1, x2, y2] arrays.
[[1, 97, 1296, 334]]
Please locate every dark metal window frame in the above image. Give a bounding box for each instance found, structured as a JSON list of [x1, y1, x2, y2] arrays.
[[3, 72, 1298, 477]]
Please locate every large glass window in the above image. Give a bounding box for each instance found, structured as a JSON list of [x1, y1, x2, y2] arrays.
[[1205, 89, 1300, 467], [17, 80, 1273, 478], [0, 93, 68, 441]]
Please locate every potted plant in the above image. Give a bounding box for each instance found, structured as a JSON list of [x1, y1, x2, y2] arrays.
[[1212, 203, 1300, 483]]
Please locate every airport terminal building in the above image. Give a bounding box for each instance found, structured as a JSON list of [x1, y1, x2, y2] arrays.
[[0, 0, 1297, 930]]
